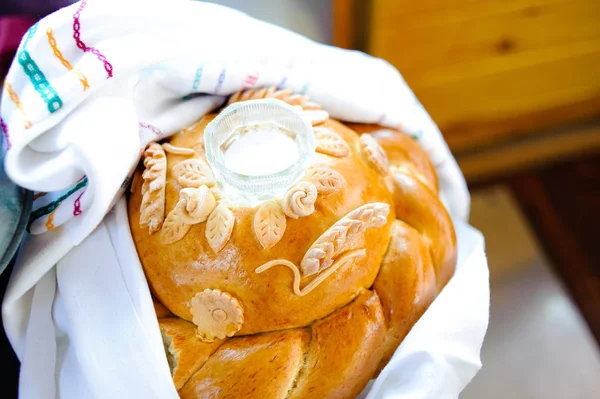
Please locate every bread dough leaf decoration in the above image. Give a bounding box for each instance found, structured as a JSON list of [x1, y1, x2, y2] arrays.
[[254, 200, 287, 250], [172, 159, 215, 188], [206, 201, 235, 253], [282, 182, 318, 219], [227, 86, 322, 110], [359, 134, 389, 175], [160, 208, 191, 245], [140, 143, 167, 234], [304, 165, 346, 196], [160, 186, 217, 244], [162, 142, 196, 156], [301, 202, 390, 277], [255, 249, 366, 297], [190, 288, 244, 342], [314, 127, 350, 158]]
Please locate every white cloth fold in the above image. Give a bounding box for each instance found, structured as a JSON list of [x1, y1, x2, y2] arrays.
[[1, 1, 486, 398]]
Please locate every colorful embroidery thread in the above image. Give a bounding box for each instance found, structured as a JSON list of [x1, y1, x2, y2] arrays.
[[28, 177, 89, 229], [46, 27, 90, 91], [73, 191, 84, 216], [0, 117, 10, 150], [72, 0, 114, 79], [33, 192, 48, 201], [17, 23, 63, 113], [139, 122, 163, 138], [192, 65, 204, 91], [46, 206, 59, 230], [243, 71, 259, 89], [4, 82, 32, 128], [214, 68, 226, 94]]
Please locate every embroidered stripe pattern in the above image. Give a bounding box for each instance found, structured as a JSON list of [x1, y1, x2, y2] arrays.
[[4, 82, 32, 128], [17, 23, 63, 113], [28, 176, 88, 228], [139, 121, 163, 137], [72, 0, 114, 79], [0, 117, 10, 150], [46, 27, 90, 91], [192, 65, 204, 91]]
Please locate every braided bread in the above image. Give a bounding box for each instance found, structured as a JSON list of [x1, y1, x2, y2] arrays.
[[127, 87, 457, 398]]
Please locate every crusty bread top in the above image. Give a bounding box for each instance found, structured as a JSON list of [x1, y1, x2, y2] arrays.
[[128, 116, 395, 337]]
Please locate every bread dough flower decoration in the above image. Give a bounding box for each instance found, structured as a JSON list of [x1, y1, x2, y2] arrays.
[[191, 288, 244, 342]]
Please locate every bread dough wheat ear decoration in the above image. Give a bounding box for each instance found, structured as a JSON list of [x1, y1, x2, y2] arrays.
[[139, 143, 167, 233], [255, 202, 390, 296]]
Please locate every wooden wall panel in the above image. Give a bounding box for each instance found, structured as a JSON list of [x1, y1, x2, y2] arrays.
[[366, 0, 600, 152]]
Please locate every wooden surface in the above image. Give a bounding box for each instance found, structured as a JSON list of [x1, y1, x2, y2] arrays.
[[457, 120, 600, 183], [360, 0, 600, 152], [332, 0, 352, 49]]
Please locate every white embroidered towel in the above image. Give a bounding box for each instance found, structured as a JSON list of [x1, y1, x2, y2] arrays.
[[0, 0, 485, 398]]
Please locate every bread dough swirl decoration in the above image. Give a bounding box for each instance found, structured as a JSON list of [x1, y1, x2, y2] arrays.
[[282, 182, 318, 219], [139, 143, 167, 234], [256, 202, 390, 296], [190, 288, 244, 342]]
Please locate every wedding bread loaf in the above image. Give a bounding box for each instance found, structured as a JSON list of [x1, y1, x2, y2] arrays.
[[128, 87, 457, 398]]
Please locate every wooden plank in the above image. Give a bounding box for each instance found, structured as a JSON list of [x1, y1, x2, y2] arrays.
[[368, 0, 600, 151], [332, 0, 353, 49], [457, 121, 600, 183]]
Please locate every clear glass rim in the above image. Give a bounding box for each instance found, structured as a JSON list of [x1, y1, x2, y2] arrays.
[[204, 99, 316, 192]]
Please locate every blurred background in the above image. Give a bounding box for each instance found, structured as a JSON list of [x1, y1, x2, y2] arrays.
[[1, 1, 599, 398]]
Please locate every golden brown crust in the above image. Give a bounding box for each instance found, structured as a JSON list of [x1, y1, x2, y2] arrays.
[[158, 318, 224, 390], [287, 290, 385, 399], [129, 118, 395, 336], [153, 297, 173, 319], [373, 220, 437, 369], [179, 329, 310, 399], [390, 171, 457, 290]]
